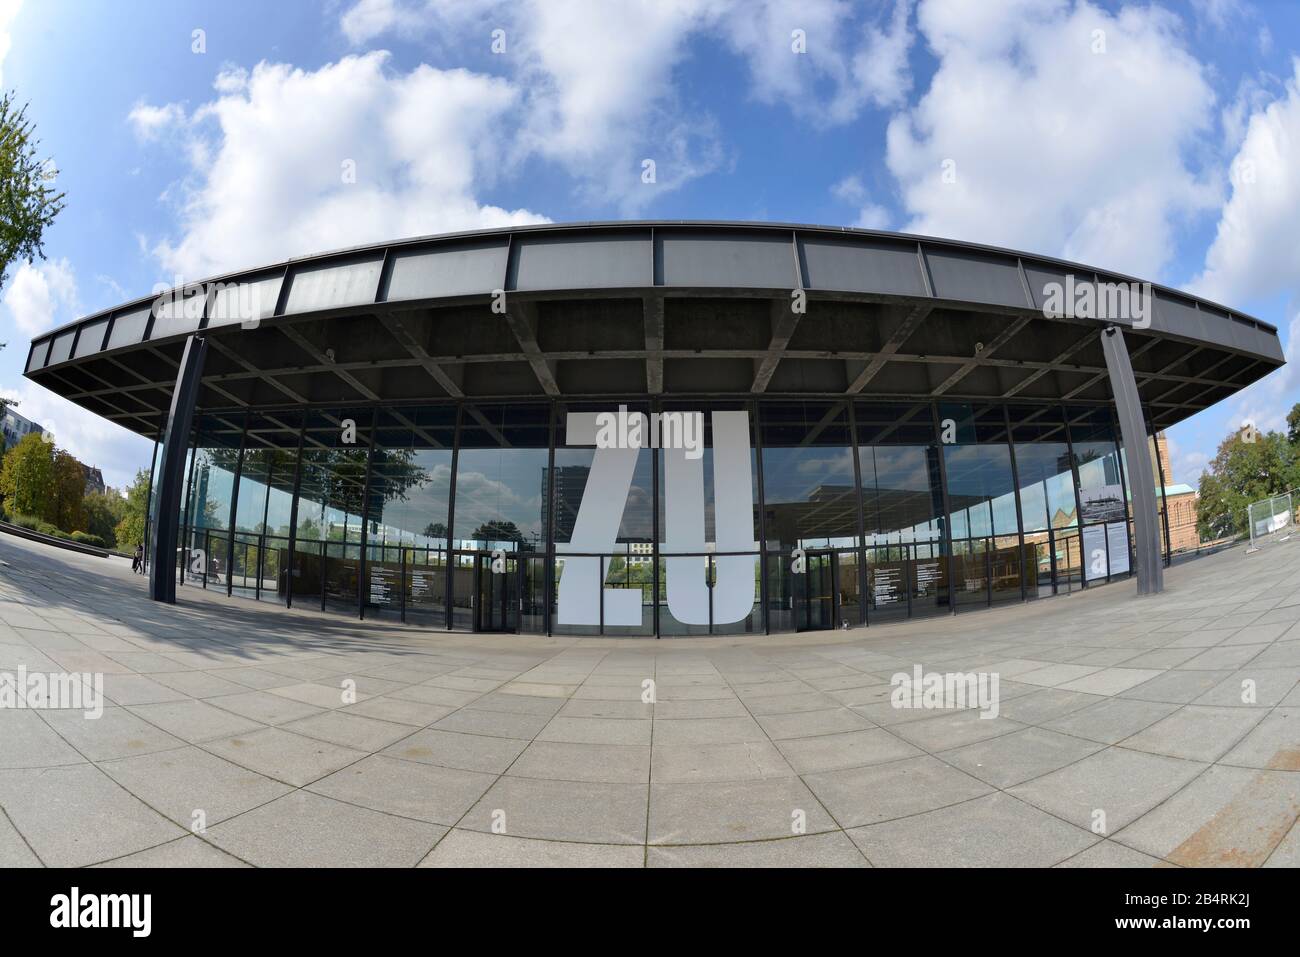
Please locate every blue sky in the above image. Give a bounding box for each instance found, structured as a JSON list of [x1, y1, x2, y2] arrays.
[[3, 0, 1300, 489]]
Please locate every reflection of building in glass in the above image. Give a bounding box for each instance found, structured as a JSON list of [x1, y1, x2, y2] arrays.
[[543, 465, 589, 543], [627, 541, 653, 566], [765, 483, 857, 546]]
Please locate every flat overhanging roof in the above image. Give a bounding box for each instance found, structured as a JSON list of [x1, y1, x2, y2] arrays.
[[23, 220, 1284, 437]]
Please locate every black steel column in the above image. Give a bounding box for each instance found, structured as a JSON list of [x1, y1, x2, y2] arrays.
[[257, 441, 273, 601], [149, 335, 207, 603], [141, 431, 159, 574], [1110, 406, 1134, 580], [931, 402, 957, 614], [1003, 405, 1027, 601], [751, 399, 768, 635], [1063, 404, 1087, 589], [357, 408, 378, 620], [178, 428, 198, 588], [1101, 325, 1164, 595], [545, 401, 557, 637], [225, 412, 248, 597], [651, 399, 661, 638], [443, 404, 463, 631], [283, 414, 307, 608], [846, 400, 869, 626]]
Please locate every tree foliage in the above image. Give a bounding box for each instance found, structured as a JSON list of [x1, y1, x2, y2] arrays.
[[83, 489, 126, 547], [1, 93, 66, 291], [1287, 404, 1300, 446], [0, 433, 55, 521], [114, 469, 151, 548], [50, 450, 85, 532], [1196, 423, 1300, 537]]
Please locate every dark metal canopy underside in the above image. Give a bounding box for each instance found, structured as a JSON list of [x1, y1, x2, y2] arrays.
[[24, 221, 1284, 438]]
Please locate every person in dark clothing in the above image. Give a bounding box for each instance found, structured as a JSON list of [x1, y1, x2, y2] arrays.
[[132, 544, 143, 574]]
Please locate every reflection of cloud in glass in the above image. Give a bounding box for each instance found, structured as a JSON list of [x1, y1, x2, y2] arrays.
[[453, 468, 543, 540]]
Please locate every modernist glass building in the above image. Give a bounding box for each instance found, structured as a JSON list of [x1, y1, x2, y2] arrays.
[[24, 222, 1284, 637]]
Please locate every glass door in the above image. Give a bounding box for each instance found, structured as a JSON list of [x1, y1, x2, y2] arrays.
[[797, 550, 836, 632], [475, 553, 519, 633], [519, 552, 547, 634]]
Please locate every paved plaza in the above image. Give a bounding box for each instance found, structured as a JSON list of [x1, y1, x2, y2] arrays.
[[0, 532, 1295, 868]]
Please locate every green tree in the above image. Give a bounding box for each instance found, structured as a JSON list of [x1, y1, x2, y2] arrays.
[[0, 93, 66, 423], [1196, 426, 1300, 537], [1287, 402, 1300, 445], [0, 432, 55, 520], [83, 488, 126, 547], [1, 92, 66, 292], [114, 469, 150, 548], [50, 449, 85, 531]]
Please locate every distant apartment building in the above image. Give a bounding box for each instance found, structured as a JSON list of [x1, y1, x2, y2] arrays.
[[1, 407, 45, 451]]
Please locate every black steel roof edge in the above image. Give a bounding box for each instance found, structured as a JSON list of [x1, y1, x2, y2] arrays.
[[25, 220, 1278, 343]]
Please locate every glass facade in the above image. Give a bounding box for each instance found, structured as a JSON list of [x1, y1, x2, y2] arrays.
[[227, 414, 300, 601], [159, 399, 1167, 636]]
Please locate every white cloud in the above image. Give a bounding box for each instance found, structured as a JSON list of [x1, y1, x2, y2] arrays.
[[0, 257, 136, 485], [339, 0, 483, 45], [1193, 59, 1300, 306], [508, 0, 727, 211], [140, 52, 548, 278], [853, 0, 916, 110], [884, 0, 1218, 278], [1206, 309, 1300, 444], [2, 258, 77, 336], [1190, 0, 1245, 30], [0, 384, 151, 490], [127, 100, 185, 141], [832, 174, 891, 228], [1183, 61, 1300, 490], [712, 0, 915, 125], [340, 0, 409, 44], [332, 0, 914, 211]]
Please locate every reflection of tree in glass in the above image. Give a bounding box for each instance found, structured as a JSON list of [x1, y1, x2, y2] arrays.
[[211, 444, 425, 519], [472, 520, 524, 544]]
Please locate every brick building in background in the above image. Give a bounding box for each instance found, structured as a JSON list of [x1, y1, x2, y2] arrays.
[[1152, 431, 1200, 553]]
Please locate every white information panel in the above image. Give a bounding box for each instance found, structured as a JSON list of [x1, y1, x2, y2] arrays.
[[1082, 524, 1107, 581], [1083, 522, 1130, 580], [1105, 521, 1130, 576]]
